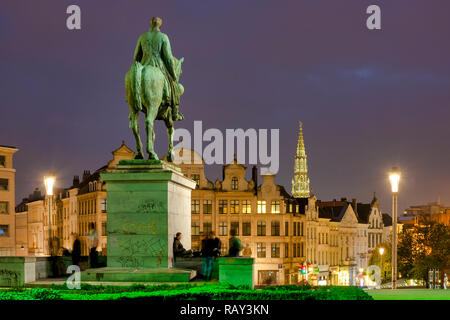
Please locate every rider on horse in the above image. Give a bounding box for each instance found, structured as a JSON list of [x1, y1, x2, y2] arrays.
[[133, 17, 183, 121]]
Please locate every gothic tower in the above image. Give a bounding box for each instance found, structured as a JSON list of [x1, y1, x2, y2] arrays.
[[291, 121, 310, 198]]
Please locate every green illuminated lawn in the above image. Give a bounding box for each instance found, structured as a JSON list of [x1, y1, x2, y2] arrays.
[[367, 289, 450, 300], [0, 284, 373, 300]]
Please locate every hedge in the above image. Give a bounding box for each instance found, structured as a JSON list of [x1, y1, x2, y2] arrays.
[[0, 284, 372, 300]]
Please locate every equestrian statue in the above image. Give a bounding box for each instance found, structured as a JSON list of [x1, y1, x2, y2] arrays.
[[125, 16, 184, 162]]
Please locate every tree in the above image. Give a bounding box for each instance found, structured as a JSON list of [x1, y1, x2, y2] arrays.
[[397, 223, 450, 285]]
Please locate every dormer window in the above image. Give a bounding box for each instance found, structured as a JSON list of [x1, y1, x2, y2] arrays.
[[231, 177, 238, 190], [191, 174, 200, 187]]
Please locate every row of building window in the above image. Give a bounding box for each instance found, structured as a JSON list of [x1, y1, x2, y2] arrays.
[[256, 242, 305, 258], [191, 221, 305, 237], [77, 222, 107, 236], [190, 174, 241, 191], [369, 233, 382, 248], [191, 200, 281, 214], [77, 199, 107, 215]]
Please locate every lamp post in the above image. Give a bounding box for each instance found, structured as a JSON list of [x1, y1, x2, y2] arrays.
[[44, 173, 56, 256], [389, 167, 400, 290], [379, 247, 384, 283]]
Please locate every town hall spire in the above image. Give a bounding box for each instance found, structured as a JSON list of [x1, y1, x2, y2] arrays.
[[291, 121, 310, 198]]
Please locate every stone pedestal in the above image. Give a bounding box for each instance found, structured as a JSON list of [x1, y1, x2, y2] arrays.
[[81, 160, 196, 282]]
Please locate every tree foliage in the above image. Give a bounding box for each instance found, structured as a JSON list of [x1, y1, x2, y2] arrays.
[[398, 223, 450, 283]]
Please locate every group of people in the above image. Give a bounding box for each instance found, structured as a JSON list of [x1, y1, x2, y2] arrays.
[[71, 223, 99, 268], [173, 229, 243, 280]]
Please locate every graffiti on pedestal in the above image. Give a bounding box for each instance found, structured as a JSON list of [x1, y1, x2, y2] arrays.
[[109, 221, 158, 235], [116, 237, 165, 268], [137, 199, 166, 214], [0, 269, 21, 287]]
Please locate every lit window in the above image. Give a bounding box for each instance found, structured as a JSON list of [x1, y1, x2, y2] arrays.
[[203, 200, 212, 214], [0, 202, 8, 214], [230, 200, 239, 214], [219, 200, 227, 214], [257, 200, 266, 214], [102, 222, 107, 236], [191, 174, 200, 187], [219, 222, 228, 236], [191, 222, 200, 236], [0, 179, 8, 191], [271, 201, 280, 214], [231, 177, 238, 190], [271, 243, 280, 258], [242, 200, 251, 214], [101, 199, 107, 213], [191, 200, 200, 214], [257, 243, 266, 258], [221, 241, 228, 255], [0, 225, 9, 237]]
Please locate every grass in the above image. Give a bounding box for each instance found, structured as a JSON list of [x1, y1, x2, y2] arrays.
[[367, 289, 450, 300]]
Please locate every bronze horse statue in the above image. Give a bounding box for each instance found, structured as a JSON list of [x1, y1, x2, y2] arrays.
[[125, 18, 184, 162], [125, 58, 184, 162]]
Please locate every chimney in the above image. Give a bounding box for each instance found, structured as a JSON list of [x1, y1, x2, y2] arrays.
[[340, 197, 347, 202], [352, 198, 357, 213], [73, 175, 80, 187], [82, 170, 90, 182], [251, 166, 258, 194]]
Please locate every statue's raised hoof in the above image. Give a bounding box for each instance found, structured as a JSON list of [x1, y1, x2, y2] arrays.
[[134, 152, 144, 160], [148, 152, 159, 161]]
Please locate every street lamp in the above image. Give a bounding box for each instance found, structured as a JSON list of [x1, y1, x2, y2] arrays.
[[44, 173, 56, 256], [379, 247, 385, 283], [389, 167, 400, 290]]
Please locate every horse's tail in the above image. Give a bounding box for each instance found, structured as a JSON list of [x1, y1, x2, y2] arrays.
[[126, 61, 143, 114]]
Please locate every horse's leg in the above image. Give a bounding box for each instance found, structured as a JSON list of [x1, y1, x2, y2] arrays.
[[165, 110, 175, 162], [145, 105, 159, 160], [131, 110, 144, 159]]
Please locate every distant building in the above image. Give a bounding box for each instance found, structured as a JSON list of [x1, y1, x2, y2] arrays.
[[403, 200, 450, 227], [175, 148, 306, 286], [15, 142, 134, 256], [0, 145, 18, 256]]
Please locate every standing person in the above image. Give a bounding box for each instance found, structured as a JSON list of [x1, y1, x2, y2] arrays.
[[72, 233, 81, 267], [444, 273, 448, 290], [210, 231, 221, 257], [87, 223, 99, 268], [228, 229, 242, 257], [201, 233, 214, 280]]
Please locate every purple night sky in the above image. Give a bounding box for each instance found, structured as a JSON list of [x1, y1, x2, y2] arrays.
[[1, 0, 450, 215]]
